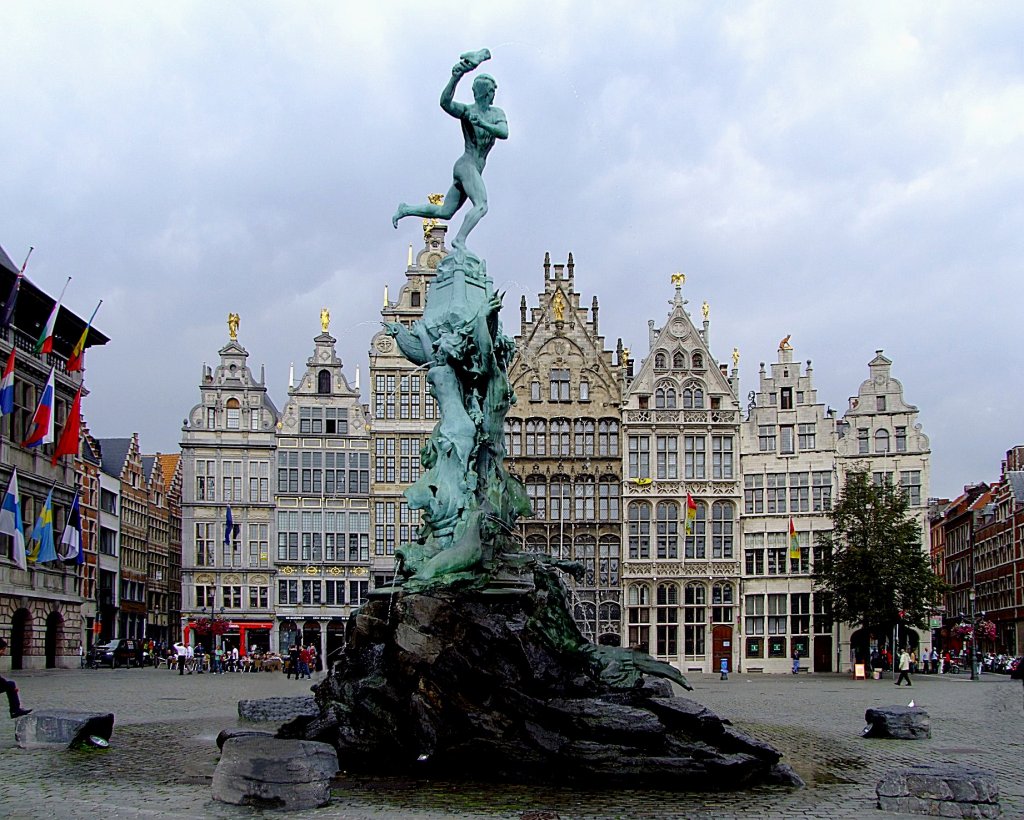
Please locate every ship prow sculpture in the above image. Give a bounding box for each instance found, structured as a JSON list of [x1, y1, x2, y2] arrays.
[[280, 49, 802, 791]]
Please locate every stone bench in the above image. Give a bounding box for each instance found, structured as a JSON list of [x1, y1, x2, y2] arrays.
[[877, 764, 999, 817], [237, 696, 318, 723], [863, 705, 931, 739], [212, 735, 339, 809], [14, 710, 115, 749]]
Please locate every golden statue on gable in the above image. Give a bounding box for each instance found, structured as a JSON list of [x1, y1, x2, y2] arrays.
[[227, 312, 240, 340], [320, 307, 330, 333], [552, 291, 566, 321], [779, 334, 793, 351], [702, 300, 710, 322], [671, 272, 685, 287]]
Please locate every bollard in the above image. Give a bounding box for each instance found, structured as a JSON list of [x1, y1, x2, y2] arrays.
[[720, 659, 729, 680]]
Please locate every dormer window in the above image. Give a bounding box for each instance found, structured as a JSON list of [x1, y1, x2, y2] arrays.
[[411, 291, 421, 307], [692, 352, 704, 369], [317, 369, 331, 395], [654, 352, 667, 370], [673, 351, 686, 369]]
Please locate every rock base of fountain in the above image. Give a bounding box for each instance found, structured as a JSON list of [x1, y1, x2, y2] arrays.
[[280, 566, 801, 791]]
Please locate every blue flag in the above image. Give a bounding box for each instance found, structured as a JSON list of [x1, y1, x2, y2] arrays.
[[0, 469, 26, 570], [29, 489, 58, 564], [224, 505, 239, 546]]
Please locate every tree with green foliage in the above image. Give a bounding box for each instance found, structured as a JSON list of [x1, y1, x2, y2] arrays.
[[814, 471, 943, 641]]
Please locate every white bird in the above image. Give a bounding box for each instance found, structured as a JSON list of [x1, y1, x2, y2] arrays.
[[908, 700, 915, 708]]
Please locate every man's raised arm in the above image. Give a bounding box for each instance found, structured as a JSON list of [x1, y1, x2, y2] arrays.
[[440, 65, 467, 118]]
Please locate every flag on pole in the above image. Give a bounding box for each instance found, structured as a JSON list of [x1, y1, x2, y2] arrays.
[[685, 493, 698, 535], [66, 299, 102, 373], [789, 518, 801, 560], [22, 367, 55, 448], [0, 247, 32, 330], [224, 505, 240, 546], [33, 276, 71, 355], [0, 348, 15, 416], [58, 491, 83, 564], [28, 488, 57, 563], [51, 386, 82, 465], [0, 469, 26, 570]]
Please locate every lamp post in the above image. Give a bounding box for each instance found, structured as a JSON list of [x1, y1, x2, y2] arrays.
[[968, 588, 977, 681]]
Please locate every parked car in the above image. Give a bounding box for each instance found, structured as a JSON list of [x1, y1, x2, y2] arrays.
[[90, 639, 144, 668]]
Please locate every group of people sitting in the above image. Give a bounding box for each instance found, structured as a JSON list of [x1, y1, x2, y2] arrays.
[[168, 642, 320, 676]]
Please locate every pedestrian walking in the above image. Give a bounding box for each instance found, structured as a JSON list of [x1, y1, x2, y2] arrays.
[[791, 648, 800, 675], [287, 644, 300, 679], [895, 648, 913, 686], [0, 638, 32, 718]]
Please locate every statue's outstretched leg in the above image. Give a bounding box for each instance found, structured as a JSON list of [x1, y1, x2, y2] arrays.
[[392, 182, 464, 229]]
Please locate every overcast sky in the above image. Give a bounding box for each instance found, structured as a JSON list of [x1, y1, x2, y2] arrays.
[[2, 2, 1022, 500]]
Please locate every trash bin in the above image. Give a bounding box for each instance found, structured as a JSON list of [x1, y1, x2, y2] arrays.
[[720, 659, 729, 680]]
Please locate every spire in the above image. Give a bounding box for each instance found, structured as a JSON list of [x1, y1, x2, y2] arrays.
[[288, 362, 294, 390]]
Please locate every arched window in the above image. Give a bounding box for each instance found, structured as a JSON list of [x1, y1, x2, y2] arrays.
[[225, 398, 241, 430], [656, 583, 680, 658], [673, 350, 686, 369], [550, 419, 570, 457], [525, 476, 546, 519], [550, 475, 571, 525], [598, 476, 620, 521], [683, 382, 705, 409], [599, 535, 620, 586], [627, 584, 651, 652], [712, 501, 735, 559], [574, 476, 595, 521], [628, 501, 651, 560], [692, 352, 704, 369], [574, 419, 595, 456], [317, 369, 331, 395], [530, 380, 541, 401], [598, 420, 619, 456], [575, 534, 597, 586], [684, 583, 707, 658], [504, 419, 522, 457], [526, 419, 546, 456], [874, 429, 890, 454], [526, 533, 548, 557], [656, 501, 679, 560], [684, 500, 707, 559], [654, 351, 668, 370], [712, 582, 734, 623], [655, 382, 677, 410]]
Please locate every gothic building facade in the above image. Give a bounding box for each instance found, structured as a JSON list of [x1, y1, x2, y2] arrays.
[[620, 276, 743, 673], [505, 253, 627, 644]]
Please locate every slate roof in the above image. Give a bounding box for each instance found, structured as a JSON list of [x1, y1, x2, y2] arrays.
[[96, 437, 132, 478], [1007, 472, 1024, 505], [142, 455, 156, 482]]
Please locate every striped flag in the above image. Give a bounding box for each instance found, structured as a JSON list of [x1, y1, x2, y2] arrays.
[[685, 493, 697, 535], [34, 278, 70, 355], [28, 488, 58, 564], [66, 299, 102, 373], [789, 518, 801, 560], [58, 492, 83, 564], [0, 469, 26, 570], [0, 348, 14, 416], [22, 368, 55, 448]]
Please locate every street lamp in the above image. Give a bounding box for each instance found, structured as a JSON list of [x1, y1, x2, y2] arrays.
[[968, 588, 977, 681]]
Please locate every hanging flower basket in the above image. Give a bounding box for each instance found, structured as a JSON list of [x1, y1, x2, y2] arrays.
[[192, 617, 230, 636], [975, 619, 997, 642]]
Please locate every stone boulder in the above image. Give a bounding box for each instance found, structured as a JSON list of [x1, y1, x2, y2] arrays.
[[238, 696, 317, 723], [876, 764, 999, 817], [279, 576, 802, 791], [216, 728, 275, 750], [15, 710, 114, 749], [863, 705, 931, 739], [212, 735, 339, 809]]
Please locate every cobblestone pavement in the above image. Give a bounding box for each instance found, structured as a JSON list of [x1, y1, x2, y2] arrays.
[[0, 665, 1021, 818]]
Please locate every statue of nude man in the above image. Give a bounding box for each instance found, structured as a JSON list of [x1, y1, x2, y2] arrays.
[[392, 49, 508, 252]]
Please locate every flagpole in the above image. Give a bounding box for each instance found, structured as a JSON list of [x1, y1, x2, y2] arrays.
[[20, 247, 34, 274]]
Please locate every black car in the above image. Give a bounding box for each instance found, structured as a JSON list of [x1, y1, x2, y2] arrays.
[[90, 639, 144, 668]]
